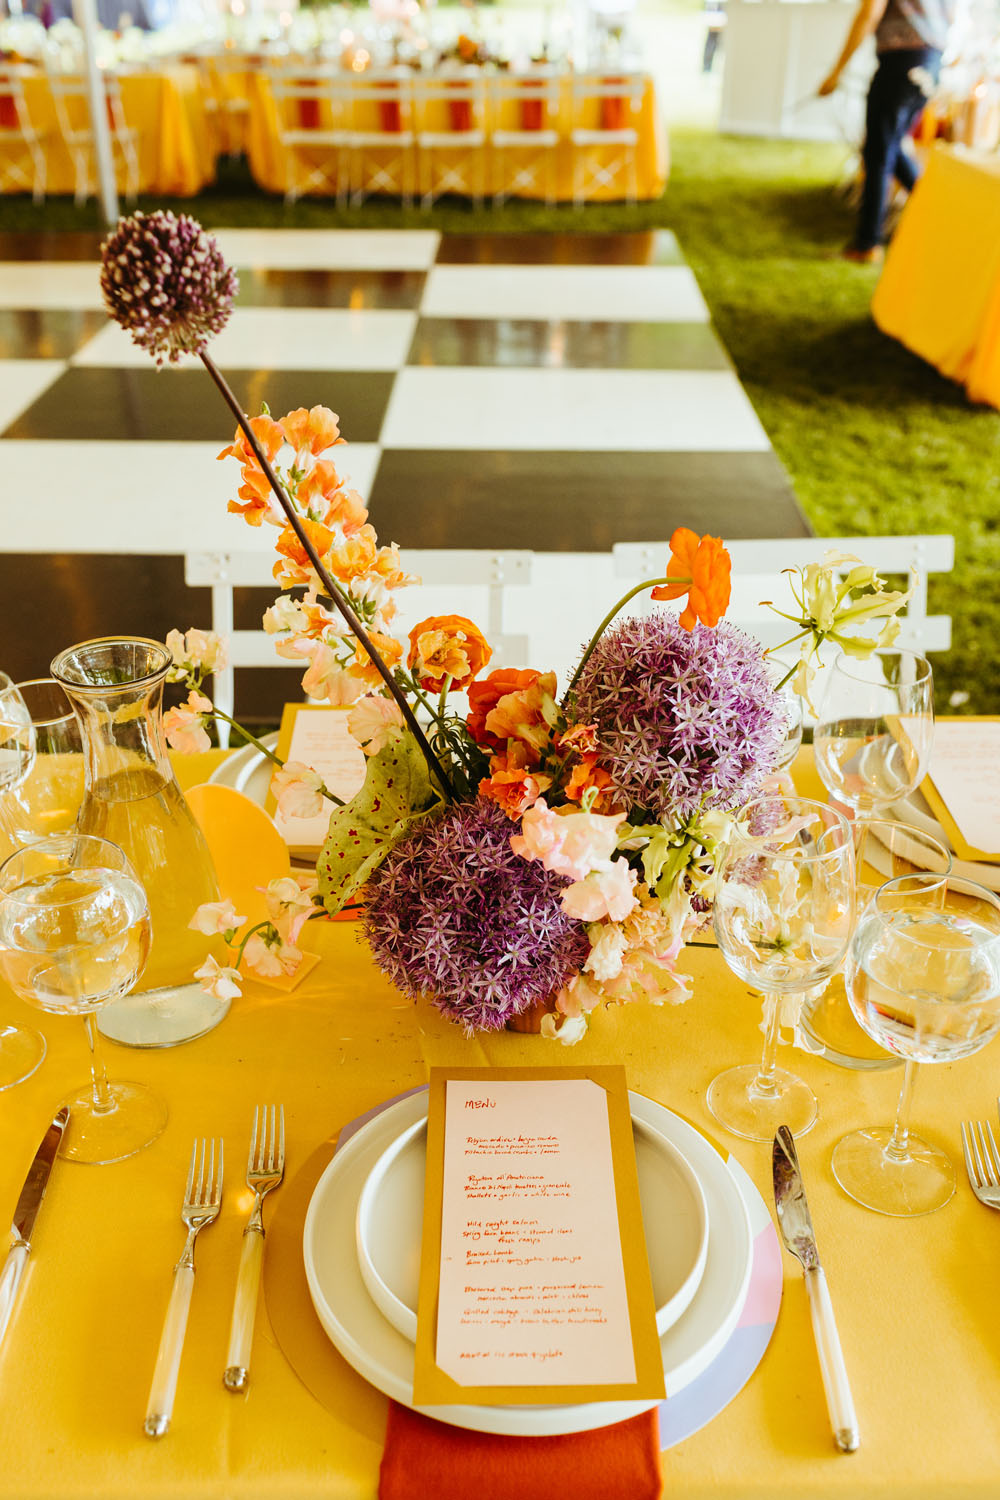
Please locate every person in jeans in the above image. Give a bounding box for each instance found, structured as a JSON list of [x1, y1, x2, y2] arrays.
[[819, 0, 955, 262]]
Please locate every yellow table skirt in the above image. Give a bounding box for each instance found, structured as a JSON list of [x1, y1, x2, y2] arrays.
[[245, 72, 668, 204], [1, 66, 215, 197], [872, 144, 1000, 410], [3, 752, 1000, 1498]]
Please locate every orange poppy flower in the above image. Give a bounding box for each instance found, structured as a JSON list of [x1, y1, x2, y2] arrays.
[[407, 615, 492, 693], [467, 668, 544, 749], [651, 527, 732, 630]]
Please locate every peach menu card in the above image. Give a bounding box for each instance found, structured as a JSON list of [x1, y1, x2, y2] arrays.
[[923, 717, 1000, 862], [266, 703, 366, 856], [413, 1067, 665, 1408]]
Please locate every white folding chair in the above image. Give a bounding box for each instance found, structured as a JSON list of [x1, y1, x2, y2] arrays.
[[185, 548, 533, 745], [413, 67, 487, 209], [569, 70, 644, 206], [48, 68, 139, 206], [268, 64, 351, 205], [487, 68, 560, 206], [343, 69, 417, 208], [0, 65, 46, 203]]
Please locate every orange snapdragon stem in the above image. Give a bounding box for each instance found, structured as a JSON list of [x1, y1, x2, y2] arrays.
[[200, 351, 455, 802]]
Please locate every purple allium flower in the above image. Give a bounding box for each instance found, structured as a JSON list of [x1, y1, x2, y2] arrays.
[[363, 799, 590, 1033], [99, 210, 237, 367], [572, 615, 785, 823]]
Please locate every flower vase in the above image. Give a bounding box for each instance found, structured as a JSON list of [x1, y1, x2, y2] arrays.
[[51, 636, 226, 1048], [506, 995, 558, 1034]]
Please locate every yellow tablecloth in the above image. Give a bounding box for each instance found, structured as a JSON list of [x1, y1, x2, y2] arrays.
[[2, 751, 1000, 1498], [1, 66, 215, 197], [872, 144, 1000, 409], [245, 72, 668, 203]]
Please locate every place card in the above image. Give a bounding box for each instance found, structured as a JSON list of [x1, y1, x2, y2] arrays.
[[265, 703, 366, 857], [413, 1066, 665, 1408], [923, 716, 1000, 862]]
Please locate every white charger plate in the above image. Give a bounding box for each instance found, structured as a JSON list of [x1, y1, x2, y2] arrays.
[[881, 798, 1000, 892], [302, 1089, 752, 1437], [355, 1110, 709, 1345]]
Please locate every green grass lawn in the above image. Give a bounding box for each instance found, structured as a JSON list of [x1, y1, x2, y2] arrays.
[[8, 128, 998, 707]]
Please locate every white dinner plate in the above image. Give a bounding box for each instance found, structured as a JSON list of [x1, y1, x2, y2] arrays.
[[207, 733, 279, 806], [881, 799, 1000, 892], [302, 1089, 752, 1437], [355, 1109, 709, 1345]]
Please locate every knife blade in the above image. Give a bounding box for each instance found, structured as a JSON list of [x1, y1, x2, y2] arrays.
[[773, 1125, 859, 1454], [0, 1106, 69, 1350]]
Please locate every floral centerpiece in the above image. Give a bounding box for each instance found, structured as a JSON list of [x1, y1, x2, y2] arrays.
[[99, 211, 911, 1042]]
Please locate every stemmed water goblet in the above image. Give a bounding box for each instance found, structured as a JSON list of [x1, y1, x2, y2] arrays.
[[708, 794, 855, 1141], [0, 834, 168, 1164], [0, 678, 84, 845], [814, 649, 934, 820], [0, 670, 46, 1090], [799, 819, 952, 1067], [833, 872, 1000, 1216]]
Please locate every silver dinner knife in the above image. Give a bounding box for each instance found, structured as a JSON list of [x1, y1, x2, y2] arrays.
[[773, 1125, 859, 1454], [0, 1106, 69, 1350]]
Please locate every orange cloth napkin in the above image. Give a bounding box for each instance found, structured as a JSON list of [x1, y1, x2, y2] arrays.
[[379, 1401, 663, 1500]]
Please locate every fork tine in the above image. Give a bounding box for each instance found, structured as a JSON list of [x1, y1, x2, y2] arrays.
[[278, 1104, 285, 1170], [967, 1122, 985, 1186], [248, 1105, 260, 1176], [961, 1123, 977, 1187], [184, 1140, 198, 1203], [975, 1123, 993, 1186], [268, 1105, 277, 1172], [215, 1139, 224, 1204], [985, 1122, 1000, 1185]]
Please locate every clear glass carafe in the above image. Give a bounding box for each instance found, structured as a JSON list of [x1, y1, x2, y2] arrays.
[[51, 636, 228, 1047]]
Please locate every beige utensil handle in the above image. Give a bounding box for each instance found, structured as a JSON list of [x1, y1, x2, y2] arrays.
[[805, 1265, 859, 1453], [223, 1228, 264, 1392], [144, 1263, 195, 1438], [0, 1242, 29, 1350]]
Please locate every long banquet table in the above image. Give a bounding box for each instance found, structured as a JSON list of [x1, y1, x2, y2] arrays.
[[0, 65, 215, 197], [2, 748, 1000, 1498], [872, 144, 1000, 411]]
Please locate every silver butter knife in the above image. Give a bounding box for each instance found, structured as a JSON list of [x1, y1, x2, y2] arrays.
[[0, 1106, 69, 1349], [773, 1125, 859, 1454]]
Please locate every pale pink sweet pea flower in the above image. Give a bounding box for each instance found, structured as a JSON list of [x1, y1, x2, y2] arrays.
[[561, 860, 638, 923], [511, 799, 625, 882], [270, 761, 325, 820], [194, 954, 243, 1002], [301, 640, 365, 705], [243, 931, 303, 978], [347, 695, 404, 755], [163, 690, 213, 754], [185, 628, 227, 674], [188, 898, 246, 938], [583, 923, 629, 982], [263, 875, 315, 944]]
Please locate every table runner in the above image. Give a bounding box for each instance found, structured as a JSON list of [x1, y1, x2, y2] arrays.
[[2, 749, 1000, 1496]]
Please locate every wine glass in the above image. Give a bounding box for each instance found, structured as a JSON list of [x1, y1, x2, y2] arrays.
[[0, 671, 45, 1090], [799, 818, 952, 1069], [0, 834, 168, 1164], [814, 650, 934, 819], [765, 654, 804, 774], [833, 873, 1000, 1216], [708, 794, 854, 1141], [0, 678, 84, 845]]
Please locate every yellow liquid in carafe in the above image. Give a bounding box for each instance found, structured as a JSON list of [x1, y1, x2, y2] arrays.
[[77, 764, 220, 992]]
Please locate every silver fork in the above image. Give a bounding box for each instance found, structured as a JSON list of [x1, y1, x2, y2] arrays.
[[144, 1139, 224, 1438], [961, 1120, 1000, 1211], [223, 1105, 285, 1392]]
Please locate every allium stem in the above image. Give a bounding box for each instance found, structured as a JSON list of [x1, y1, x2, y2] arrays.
[[565, 575, 679, 700], [199, 351, 454, 803]]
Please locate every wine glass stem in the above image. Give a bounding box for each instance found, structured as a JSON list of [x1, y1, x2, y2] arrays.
[[885, 1059, 919, 1163], [751, 993, 783, 1100], [82, 1013, 115, 1116]]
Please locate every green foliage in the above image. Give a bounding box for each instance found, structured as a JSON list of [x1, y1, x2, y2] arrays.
[[316, 731, 441, 914]]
